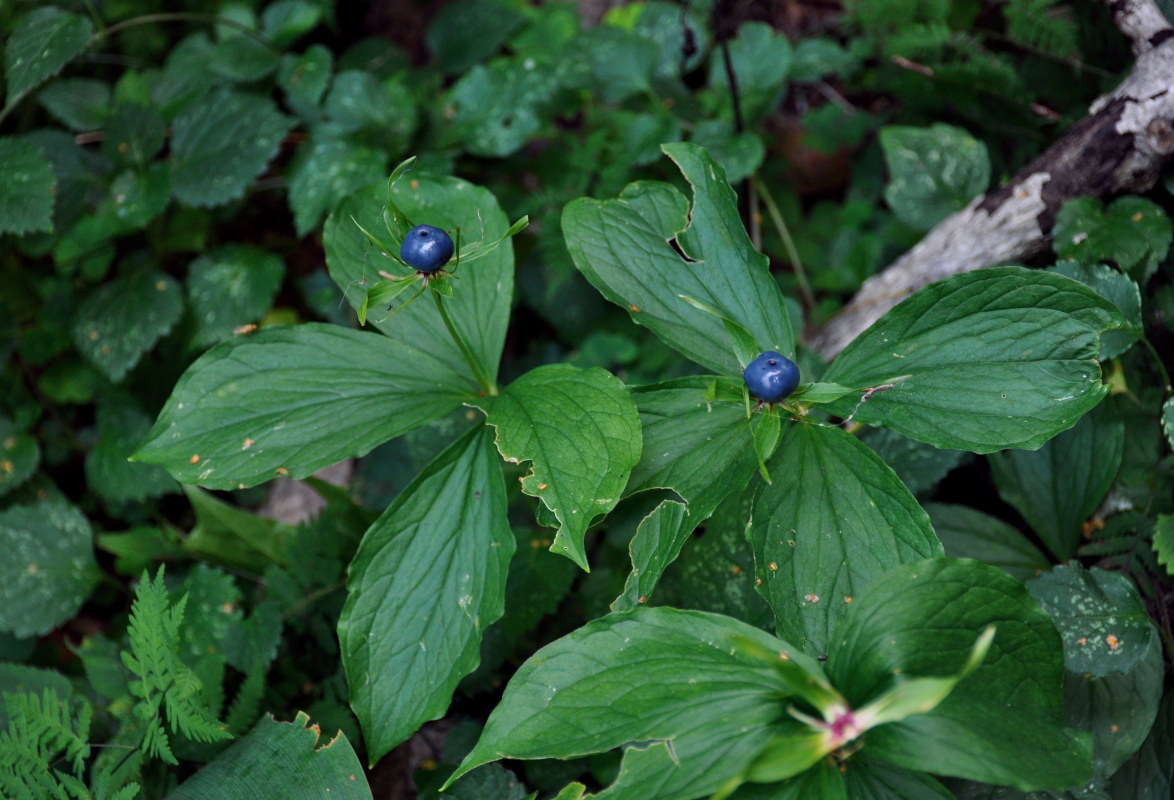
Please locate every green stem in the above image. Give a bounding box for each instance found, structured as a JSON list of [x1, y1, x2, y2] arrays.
[[1138, 335, 1172, 393], [433, 291, 497, 396], [754, 177, 815, 310]]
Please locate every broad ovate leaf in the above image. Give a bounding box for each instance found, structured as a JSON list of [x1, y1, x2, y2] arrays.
[[5, 8, 93, 100], [823, 267, 1126, 453], [0, 501, 100, 638], [135, 323, 474, 489], [828, 558, 1092, 791], [0, 137, 56, 235], [751, 421, 941, 655], [563, 142, 792, 376], [449, 607, 797, 800], [324, 171, 513, 388], [337, 427, 513, 763], [167, 711, 371, 799], [473, 364, 641, 570]]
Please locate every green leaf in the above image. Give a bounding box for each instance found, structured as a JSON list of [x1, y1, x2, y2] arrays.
[[71, 269, 183, 382], [261, 0, 323, 47], [0, 501, 100, 638], [450, 608, 794, 800], [1053, 196, 1172, 283], [85, 399, 178, 504], [841, 757, 953, 800], [823, 267, 1125, 453], [707, 22, 792, 123], [880, 123, 990, 231], [135, 323, 474, 489], [325, 172, 514, 388], [0, 417, 40, 499], [1108, 690, 1174, 799], [1162, 396, 1174, 451], [1155, 514, 1174, 576], [1064, 631, 1163, 778], [170, 88, 293, 208], [277, 45, 332, 114], [182, 485, 295, 570], [859, 427, 969, 495], [828, 558, 1092, 791], [4, 7, 93, 100], [1048, 260, 1142, 360], [1026, 564, 1158, 677], [924, 503, 1049, 582], [0, 136, 56, 235], [324, 71, 418, 148], [444, 58, 560, 157], [689, 122, 766, 185], [288, 137, 388, 236], [184, 245, 285, 349], [473, 364, 641, 570], [37, 77, 110, 130], [106, 165, 172, 229], [426, 0, 525, 75], [989, 397, 1122, 561], [338, 427, 513, 763], [166, 711, 371, 799], [564, 143, 793, 376], [751, 422, 941, 654], [572, 26, 658, 102], [102, 103, 166, 168]]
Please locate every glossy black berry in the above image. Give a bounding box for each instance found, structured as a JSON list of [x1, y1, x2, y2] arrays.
[[743, 351, 800, 403], [401, 224, 454, 273]]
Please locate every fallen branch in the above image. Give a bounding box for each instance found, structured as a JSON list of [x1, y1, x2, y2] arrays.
[[809, 0, 1174, 359]]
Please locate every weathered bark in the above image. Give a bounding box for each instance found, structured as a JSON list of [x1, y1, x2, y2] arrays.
[[809, 0, 1174, 359]]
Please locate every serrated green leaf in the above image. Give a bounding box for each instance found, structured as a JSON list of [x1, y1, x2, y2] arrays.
[[1053, 197, 1172, 283], [0, 501, 100, 638], [101, 103, 166, 168], [880, 123, 990, 231], [4, 7, 93, 100], [450, 608, 794, 800], [288, 137, 388, 236], [170, 88, 293, 208], [277, 45, 333, 116], [444, 58, 560, 157], [37, 77, 110, 130], [707, 22, 792, 124], [0, 417, 39, 499], [426, 0, 525, 75], [572, 26, 658, 102], [72, 269, 183, 382], [338, 427, 513, 763], [925, 503, 1049, 582], [1026, 564, 1158, 677], [324, 71, 418, 149], [150, 33, 218, 118], [473, 364, 641, 570], [106, 165, 172, 229], [564, 143, 793, 376], [261, 0, 322, 47], [822, 267, 1125, 453], [185, 245, 285, 349], [1064, 631, 1163, 779], [752, 421, 941, 655], [135, 323, 474, 489], [0, 136, 56, 235], [209, 33, 279, 82], [86, 400, 177, 504], [167, 711, 372, 799], [325, 172, 514, 388], [990, 397, 1123, 561], [828, 558, 1092, 791], [1048, 260, 1142, 359]]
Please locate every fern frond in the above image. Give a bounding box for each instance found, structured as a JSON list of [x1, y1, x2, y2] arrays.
[[120, 567, 232, 766], [1004, 0, 1078, 57], [225, 668, 266, 735], [0, 688, 91, 800]]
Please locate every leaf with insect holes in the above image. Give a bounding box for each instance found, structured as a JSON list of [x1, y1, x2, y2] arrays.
[[471, 364, 641, 570]]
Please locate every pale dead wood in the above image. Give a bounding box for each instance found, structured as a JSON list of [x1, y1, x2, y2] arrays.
[[809, 0, 1174, 359]]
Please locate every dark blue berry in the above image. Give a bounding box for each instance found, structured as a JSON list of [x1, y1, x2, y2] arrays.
[[744, 351, 800, 403], [401, 224, 454, 273]]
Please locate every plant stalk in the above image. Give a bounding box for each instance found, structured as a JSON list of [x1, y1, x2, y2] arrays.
[[433, 291, 497, 396]]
